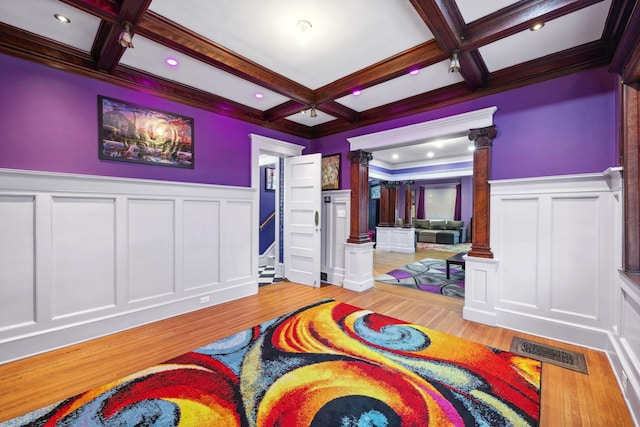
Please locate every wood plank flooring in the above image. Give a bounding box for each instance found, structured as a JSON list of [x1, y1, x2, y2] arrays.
[[0, 248, 633, 426]]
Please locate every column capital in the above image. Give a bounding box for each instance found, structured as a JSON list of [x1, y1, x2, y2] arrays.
[[469, 125, 497, 148], [348, 150, 373, 165]]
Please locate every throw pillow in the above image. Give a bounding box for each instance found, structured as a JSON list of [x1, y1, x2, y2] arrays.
[[430, 220, 446, 230], [446, 220, 463, 230], [414, 219, 430, 229]]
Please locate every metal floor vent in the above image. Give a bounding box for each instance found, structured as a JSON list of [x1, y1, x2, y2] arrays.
[[510, 337, 589, 375]]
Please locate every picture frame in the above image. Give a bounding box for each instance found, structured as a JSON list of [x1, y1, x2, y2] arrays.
[[265, 167, 276, 191], [321, 153, 341, 190], [98, 96, 194, 169]]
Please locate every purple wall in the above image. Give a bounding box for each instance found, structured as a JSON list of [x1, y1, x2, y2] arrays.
[[0, 54, 310, 186], [312, 66, 618, 186], [259, 164, 276, 254], [0, 55, 617, 187]]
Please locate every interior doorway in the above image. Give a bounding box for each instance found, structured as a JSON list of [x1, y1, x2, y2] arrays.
[[250, 134, 305, 284]]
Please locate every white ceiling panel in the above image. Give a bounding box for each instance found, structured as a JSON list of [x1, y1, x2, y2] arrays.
[[479, 0, 612, 72], [372, 135, 473, 166], [149, 0, 433, 89], [120, 37, 290, 110], [455, 0, 519, 23], [0, 0, 101, 52], [335, 60, 465, 112]]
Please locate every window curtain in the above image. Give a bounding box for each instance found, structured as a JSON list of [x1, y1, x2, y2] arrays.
[[454, 183, 462, 221], [417, 186, 425, 219]]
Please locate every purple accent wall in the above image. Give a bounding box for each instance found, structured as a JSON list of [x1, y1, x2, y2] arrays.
[[0, 55, 616, 187], [312, 66, 618, 187], [0, 54, 310, 186], [259, 164, 276, 254]]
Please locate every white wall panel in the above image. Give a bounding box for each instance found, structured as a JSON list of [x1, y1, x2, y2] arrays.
[[183, 200, 220, 290], [0, 169, 256, 364], [498, 198, 539, 307], [128, 199, 175, 302], [51, 197, 116, 318], [223, 201, 252, 283], [0, 196, 35, 329], [549, 197, 600, 318], [321, 190, 350, 285]]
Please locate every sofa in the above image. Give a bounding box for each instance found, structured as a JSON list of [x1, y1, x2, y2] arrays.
[[413, 219, 467, 245]]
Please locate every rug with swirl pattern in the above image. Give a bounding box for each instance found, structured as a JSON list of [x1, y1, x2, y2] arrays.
[[375, 258, 465, 298], [1, 299, 540, 426]]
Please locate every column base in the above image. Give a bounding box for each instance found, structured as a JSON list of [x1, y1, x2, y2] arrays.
[[343, 242, 375, 292]]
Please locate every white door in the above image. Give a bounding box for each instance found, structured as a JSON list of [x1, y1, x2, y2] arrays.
[[284, 153, 321, 287]]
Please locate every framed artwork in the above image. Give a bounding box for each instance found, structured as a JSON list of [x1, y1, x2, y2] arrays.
[[98, 96, 194, 168], [321, 153, 341, 190], [265, 167, 276, 191]]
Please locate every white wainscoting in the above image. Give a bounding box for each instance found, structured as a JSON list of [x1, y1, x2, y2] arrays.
[[0, 169, 256, 364], [465, 169, 622, 350], [321, 190, 350, 286]]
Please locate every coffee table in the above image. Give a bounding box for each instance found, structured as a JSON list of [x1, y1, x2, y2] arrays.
[[446, 252, 466, 279]]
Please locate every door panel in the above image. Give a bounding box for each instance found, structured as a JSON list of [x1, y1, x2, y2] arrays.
[[284, 153, 321, 287]]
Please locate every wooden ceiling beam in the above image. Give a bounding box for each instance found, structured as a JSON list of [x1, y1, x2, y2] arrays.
[[609, 0, 640, 83], [136, 12, 315, 105], [264, 101, 306, 123], [317, 101, 361, 123], [313, 41, 447, 104], [462, 0, 604, 50], [410, 0, 487, 89]]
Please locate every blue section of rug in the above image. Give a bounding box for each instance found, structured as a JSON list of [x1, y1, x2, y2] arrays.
[[374, 257, 465, 298]]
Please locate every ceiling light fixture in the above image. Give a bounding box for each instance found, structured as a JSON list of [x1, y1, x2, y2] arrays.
[[530, 22, 545, 31], [448, 50, 460, 73], [54, 14, 71, 24], [255, 93, 264, 99], [118, 21, 134, 49], [297, 20, 312, 33], [309, 105, 318, 118], [165, 58, 178, 66], [409, 68, 420, 75], [352, 89, 362, 96], [427, 152, 434, 158]]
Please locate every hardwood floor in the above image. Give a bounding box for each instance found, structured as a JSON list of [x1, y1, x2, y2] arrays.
[[0, 248, 633, 425]]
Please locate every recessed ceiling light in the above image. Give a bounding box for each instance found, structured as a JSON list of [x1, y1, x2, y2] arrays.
[[165, 58, 178, 66], [54, 14, 71, 24], [255, 93, 264, 99], [530, 22, 544, 31], [392, 153, 399, 160], [409, 69, 420, 75], [427, 152, 434, 158], [468, 146, 475, 152], [352, 90, 362, 96]]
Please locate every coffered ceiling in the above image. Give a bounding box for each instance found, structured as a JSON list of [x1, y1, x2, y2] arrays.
[[1, 0, 639, 140]]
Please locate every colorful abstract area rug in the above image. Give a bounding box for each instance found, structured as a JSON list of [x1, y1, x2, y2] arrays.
[[375, 258, 465, 298], [1, 300, 541, 426]]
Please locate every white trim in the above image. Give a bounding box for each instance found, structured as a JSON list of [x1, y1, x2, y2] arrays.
[[370, 154, 473, 171], [370, 167, 473, 182], [348, 106, 497, 151]]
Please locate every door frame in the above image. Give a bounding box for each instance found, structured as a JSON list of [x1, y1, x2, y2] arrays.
[[250, 134, 305, 283]]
